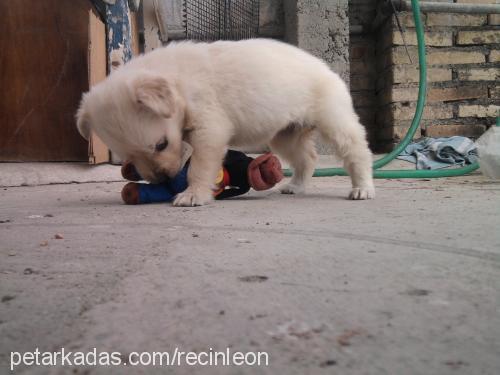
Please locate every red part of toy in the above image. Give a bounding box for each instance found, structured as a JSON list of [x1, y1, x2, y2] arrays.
[[247, 153, 283, 191], [121, 161, 142, 181], [121, 182, 140, 204]]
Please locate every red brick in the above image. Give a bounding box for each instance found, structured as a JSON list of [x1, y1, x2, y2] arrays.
[[428, 86, 489, 102], [424, 124, 487, 138]]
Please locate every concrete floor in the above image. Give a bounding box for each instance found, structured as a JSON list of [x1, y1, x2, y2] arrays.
[[1, 165, 499, 374]]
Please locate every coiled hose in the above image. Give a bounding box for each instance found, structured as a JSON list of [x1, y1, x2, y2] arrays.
[[285, 0, 481, 179]]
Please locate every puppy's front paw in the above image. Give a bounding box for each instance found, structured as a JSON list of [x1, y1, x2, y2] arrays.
[[349, 186, 375, 200], [173, 187, 213, 206], [280, 182, 305, 195]]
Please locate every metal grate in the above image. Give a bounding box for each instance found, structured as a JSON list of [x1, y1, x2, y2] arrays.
[[184, 0, 259, 41]]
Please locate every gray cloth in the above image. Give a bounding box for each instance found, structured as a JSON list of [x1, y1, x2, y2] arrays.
[[397, 136, 478, 170]]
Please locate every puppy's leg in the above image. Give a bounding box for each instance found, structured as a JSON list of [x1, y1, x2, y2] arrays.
[[173, 126, 228, 207], [316, 85, 375, 200], [270, 126, 317, 195]]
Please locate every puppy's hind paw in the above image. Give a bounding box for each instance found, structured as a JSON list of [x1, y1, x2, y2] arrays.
[[349, 186, 375, 200], [173, 187, 213, 207], [280, 183, 305, 195]]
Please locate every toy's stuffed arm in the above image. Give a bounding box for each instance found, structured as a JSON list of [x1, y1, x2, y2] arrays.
[[247, 153, 283, 191]]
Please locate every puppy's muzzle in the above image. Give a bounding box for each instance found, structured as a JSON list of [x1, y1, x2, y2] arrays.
[[150, 174, 169, 184], [150, 166, 180, 183]]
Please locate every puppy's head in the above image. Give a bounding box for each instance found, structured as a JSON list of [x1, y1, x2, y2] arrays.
[[76, 71, 185, 182]]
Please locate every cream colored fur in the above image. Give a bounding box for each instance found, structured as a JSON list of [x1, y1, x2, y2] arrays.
[[77, 39, 375, 206]]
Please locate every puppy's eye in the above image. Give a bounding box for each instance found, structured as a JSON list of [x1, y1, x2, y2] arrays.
[[155, 139, 168, 152]]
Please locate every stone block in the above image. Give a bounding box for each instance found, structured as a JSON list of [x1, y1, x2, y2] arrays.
[[458, 104, 500, 118], [457, 68, 500, 81], [457, 30, 500, 45], [427, 50, 485, 65], [427, 14, 486, 27]]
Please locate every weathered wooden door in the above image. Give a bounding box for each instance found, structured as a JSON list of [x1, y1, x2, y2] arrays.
[[0, 0, 92, 161]]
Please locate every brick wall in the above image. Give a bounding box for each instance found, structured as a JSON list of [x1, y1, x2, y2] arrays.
[[375, 3, 500, 150], [263, 1, 499, 151]]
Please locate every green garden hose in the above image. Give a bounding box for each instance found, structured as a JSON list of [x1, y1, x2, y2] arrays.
[[285, 0, 481, 179]]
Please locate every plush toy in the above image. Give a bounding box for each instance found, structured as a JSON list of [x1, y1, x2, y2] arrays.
[[121, 148, 283, 205]]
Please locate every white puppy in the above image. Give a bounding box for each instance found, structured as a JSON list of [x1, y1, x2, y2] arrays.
[[76, 39, 375, 206]]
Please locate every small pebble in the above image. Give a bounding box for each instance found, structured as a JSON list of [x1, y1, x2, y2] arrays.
[[23, 268, 34, 275], [54, 234, 64, 239], [320, 359, 337, 367], [237, 238, 251, 244], [40, 241, 49, 247]]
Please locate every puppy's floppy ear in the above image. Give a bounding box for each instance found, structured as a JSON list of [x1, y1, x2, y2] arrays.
[[131, 73, 175, 118], [76, 98, 91, 141]]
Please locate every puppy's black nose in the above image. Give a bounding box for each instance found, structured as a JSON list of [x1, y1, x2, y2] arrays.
[[152, 177, 166, 184]]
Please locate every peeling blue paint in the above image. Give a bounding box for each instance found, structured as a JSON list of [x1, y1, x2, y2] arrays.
[[105, 0, 132, 71]]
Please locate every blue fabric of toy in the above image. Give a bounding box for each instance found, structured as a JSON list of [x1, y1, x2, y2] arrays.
[[137, 164, 189, 203]]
